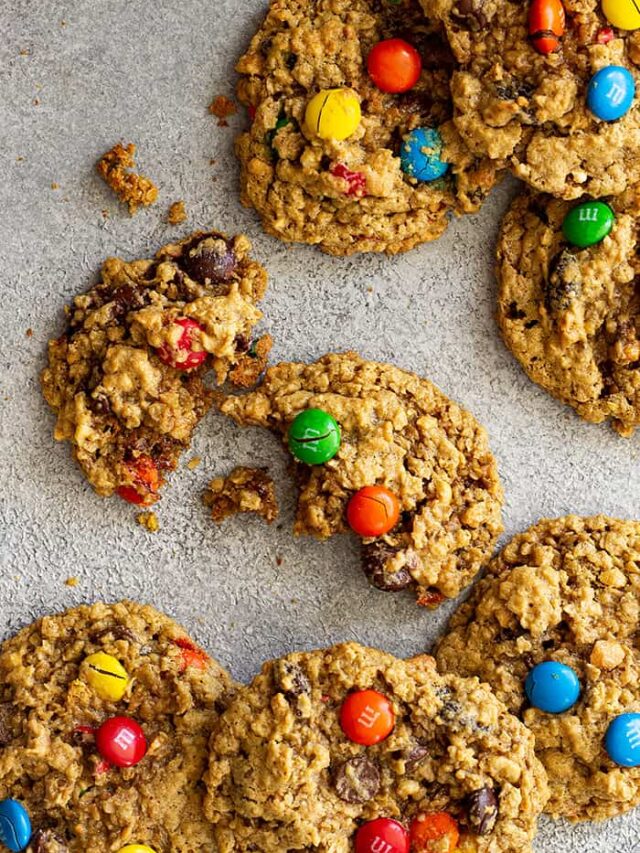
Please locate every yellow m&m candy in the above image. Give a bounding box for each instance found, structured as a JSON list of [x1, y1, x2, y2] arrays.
[[83, 652, 129, 702], [602, 0, 640, 30], [305, 88, 361, 141], [117, 847, 157, 853]]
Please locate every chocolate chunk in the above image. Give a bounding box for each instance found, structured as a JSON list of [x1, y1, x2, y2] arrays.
[[404, 744, 430, 772], [495, 80, 535, 101], [361, 542, 414, 592], [466, 786, 499, 835], [333, 755, 381, 803], [452, 0, 488, 30], [29, 829, 69, 853], [274, 660, 311, 698], [91, 625, 136, 644], [110, 283, 147, 317], [546, 249, 582, 314], [182, 236, 237, 284]]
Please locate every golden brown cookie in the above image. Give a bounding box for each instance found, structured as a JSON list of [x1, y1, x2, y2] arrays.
[[219, 352, 504, 606], [235, 0, 500, 256], [204, 642, 548, 852], [423, 0, 640, 198], [497, 186, 640, 436], [436, 515, 640, 821], [41, 231, 270, 504], [204, 466, 279, 524], [0, 601, 235, 852]]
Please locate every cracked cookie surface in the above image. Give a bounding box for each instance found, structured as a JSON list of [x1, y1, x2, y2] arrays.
[[0, 601, 234, 852], [235, 0, 500, 256], [423, 0, 640, 198], [219, 352, 504, 606], [204, 642, 547, 852], [41, 231, 270, 503], [497, 186, 640, 436], [436, 515, 640, 821]]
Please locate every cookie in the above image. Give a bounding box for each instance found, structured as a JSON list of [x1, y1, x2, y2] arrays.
[[204, 466, 279, 524], [0, 601, 235, 852], [219, 352, 504, 606], [436, 515, 640, 821], [496, 186, 640, 436], [204, 642, 548, 852], [423, 0, 640, 198], [41, 231, 270, 504], [96, 143, 158, 215], [234, 0, 500, 256]]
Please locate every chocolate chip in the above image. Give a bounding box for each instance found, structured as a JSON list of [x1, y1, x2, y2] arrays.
[[361, 542, 414, 592], [333, 755, 381, 803], [182, 236, 237, 285], [274, 660, 311, 698], [91, 625, 137, 644], [452, 0, 488, 30], [285, 52, 298, 69], [404, 744, 430, 771], [495, 80, 535, 101], [29, 830, 69, 853], [546, 249, 582, 314], [109, 283, 147, 317], [466, 786, 499, 835]]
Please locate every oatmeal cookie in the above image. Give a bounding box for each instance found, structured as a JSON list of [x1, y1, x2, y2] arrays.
[[234, 0, 500, 256], [436, 515, 640, 821], [204, 642, 548, 852], [96, 143, 158, 214], [204, 466, 279, 524], [219, 352, 504, 606], [497, 186, 640, 435], [0, 601, 234, 852], [423, 0, 640, 198], [41, 231, 270, 504]]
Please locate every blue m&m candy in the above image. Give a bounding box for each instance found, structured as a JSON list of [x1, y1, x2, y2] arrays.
[[605, 713, 640, 766], [587, 66, 635, 121], [0, 800, 31, 852], [400, 128, 450, 182], [525, 661, 581, 713]]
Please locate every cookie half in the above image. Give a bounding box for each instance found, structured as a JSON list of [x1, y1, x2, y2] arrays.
[[424, 0, 640, 198], [204, 642, 547, 852], [235, 0, 500, 256], [0, 601, 234, 852], [497, 186, 640, 435], [219, 352, 504, 606], [41, 231, 271, 503], [436, 515, 640, 821]]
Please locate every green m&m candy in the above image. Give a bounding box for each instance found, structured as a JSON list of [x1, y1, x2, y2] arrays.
[[562, 201, 615, 248], [288, 409, 341, 465]]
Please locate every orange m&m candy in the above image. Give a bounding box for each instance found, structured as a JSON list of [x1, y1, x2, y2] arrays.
[[410, 813, 460, 852], [117, 455, 161, 506], [339, 689, 395, 745], [528, 0, 565, 55], [346, 486, 400, 537]]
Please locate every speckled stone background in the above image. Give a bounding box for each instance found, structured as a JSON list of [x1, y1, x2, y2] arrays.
[[1, 0, 640, 850]]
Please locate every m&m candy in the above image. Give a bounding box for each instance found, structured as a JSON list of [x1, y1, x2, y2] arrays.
[[602, 0, 640, 30], [117, 456, 161, 506], [587, 66, 635, 121], [562, 200, 615, 248], [95, 716, 147, 768], [400, 128, 449, 182], [288, 409, 341, 465], [355, 818, 410, 853], [0, 800, 31, 853], [156, 318, 207, 371], [83, 652, 129, 702], [340, 689, 395, 745], [528, 0, 565, 54], [305, 89, 361, 141], [367, 38, 422, 93], [346, 486, 400, 537], [409, 812, 460, 852], [605, 713, 640, 766], [525, 661, 581, 713], [117, 847, 158, 853]]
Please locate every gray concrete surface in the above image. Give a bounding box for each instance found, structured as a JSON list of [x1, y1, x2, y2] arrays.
[[1, 0, 640, 849]]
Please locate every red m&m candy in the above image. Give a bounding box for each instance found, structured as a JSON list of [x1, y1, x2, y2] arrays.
[[347, 486, 400, 537], [96, 716, 147, 768], [117, 456, 161, 506], [355, 818, 409, 853], [156, 318, 207, 371], [340, 689, 395, 745], [528, 0, 565, 54], [367, 39, 422, 93], [410, 813, 460, 852]]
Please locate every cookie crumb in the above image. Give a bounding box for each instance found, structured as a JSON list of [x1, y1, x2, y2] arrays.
[[209, 95, 237, 127], [167, 200, 187, 225], [187, 456, 201, 471], [25, 328, 33, 338], [276, 555, 284, 566], [228, 334, 273, 388], [204, 467, 278, 525], [51, 182, 59, 190], [136, 511, 159, 533], [96, 142, 158, 214], [65, 576, 79, 587]]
